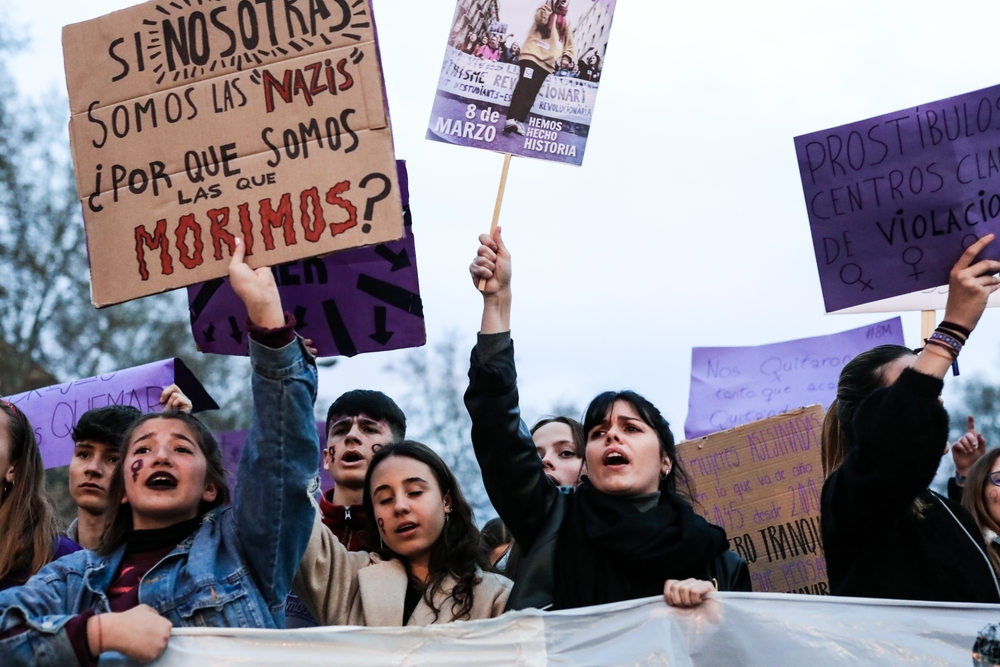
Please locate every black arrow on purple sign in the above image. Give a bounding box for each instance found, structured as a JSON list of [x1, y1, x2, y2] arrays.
[[228, 317, 243, 344], [374, 245, 411, 272], [321, 299, 358, 357], [190, 278, 225, 321], [356, 275, 423, 318], [369, 307, 394, 345], [293, 306, 308, 331], [204, 324, 216, 343]]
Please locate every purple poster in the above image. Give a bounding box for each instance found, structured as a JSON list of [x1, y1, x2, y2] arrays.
[[4, 359, 218, 469], [187, 161, 426, 358], [426, 0, 617, 166], [216, 422, 333, 494], [795, 84, 1000, 312], [684, 318, 904, 439]]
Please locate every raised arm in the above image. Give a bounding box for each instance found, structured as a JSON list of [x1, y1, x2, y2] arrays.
[[465, 229, 560, 550], [826, 234, 1000, 538], [229, 238, 320, 613]]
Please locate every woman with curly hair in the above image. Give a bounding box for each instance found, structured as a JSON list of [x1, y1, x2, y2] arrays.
[[293, 441, 511, 625]]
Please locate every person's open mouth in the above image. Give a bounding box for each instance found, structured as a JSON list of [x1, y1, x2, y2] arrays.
[[602, 448, 629, 469], [395, 521, 419, 536], [340, 451, 365, 465], [145, 472, 178, 489]]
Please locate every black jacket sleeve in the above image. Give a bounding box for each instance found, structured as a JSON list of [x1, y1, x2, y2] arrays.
[[823, 367, 948, 547], [464, 339, 560, 551], [710, 550, 751, 592]]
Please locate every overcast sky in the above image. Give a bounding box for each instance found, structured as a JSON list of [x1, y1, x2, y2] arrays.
[[9, 0, 1000, 434]]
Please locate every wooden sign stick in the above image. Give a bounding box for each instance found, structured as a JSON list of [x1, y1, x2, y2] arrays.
[[478, 153, 513, 291], [920, 310, 936, 342]]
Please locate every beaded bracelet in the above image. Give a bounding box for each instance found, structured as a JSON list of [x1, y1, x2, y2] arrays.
[[923, 339, 958, 359], [928, 331, 963, 355]]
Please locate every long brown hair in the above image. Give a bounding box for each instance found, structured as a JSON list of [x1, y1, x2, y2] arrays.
[[962, 449, 1000, 573], [0, 402, 58, 583], [97, 411, 231, 556], [363, 441, 491, 621], [821, 345, 913, 476]]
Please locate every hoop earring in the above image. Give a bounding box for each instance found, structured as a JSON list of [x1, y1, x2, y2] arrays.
[[659, 471, 667, 480]]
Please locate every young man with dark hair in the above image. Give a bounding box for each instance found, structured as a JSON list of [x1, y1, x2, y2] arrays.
[[285, 389, 407, 628], [66, 387, 192, 549], [318, 390, 406, 551]]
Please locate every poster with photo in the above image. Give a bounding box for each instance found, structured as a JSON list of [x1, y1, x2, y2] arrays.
[[427, 0, 616, 166]]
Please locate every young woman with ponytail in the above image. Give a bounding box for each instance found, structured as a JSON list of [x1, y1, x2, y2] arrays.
[[821, 234, 1000, 603]]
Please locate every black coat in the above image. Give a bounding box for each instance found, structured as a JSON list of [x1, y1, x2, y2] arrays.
[[821, 368, 1000, 603], [465, 338, 749, 611]]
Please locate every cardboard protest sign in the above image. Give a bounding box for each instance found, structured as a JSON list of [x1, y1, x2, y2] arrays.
[[685, 318, 904, 439], [187, 161, 425, 357], [677, 405, 828, 595], [4, 359, 217, 468], [794, 83, 1000, 312], [63, 0, 402, 307], [427, 0, 617, 165], [216, 422, 331, 493]]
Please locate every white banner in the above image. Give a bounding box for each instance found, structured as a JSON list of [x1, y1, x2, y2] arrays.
[[97, 593, 1000, 666]]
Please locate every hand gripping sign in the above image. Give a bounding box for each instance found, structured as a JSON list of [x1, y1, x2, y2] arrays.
[[188, 161, 426, 358], [794, 83, 1000, 312], [63, 0, 402, 307]]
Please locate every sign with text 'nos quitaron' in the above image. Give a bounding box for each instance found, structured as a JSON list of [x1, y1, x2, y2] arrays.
[[677, 405, 828, 596], [63, 0, 402, 307], [794, 83, 1000, 312], [684, 317, 904, 439], [3, 358, 217, 469]]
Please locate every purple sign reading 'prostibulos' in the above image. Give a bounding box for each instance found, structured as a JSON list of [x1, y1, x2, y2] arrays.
[[684, 318, 904, 439], [4, 359, 217, 469], [187, 161, 426, 358], [794, 84, 1000, 312]]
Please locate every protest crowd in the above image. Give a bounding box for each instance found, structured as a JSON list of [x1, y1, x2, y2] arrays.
[[0, 227, 998, 664], [4, 0, 1000, 665]]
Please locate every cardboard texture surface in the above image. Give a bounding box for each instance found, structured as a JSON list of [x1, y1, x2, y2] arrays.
[[794, 83, 1000, 312], [426, 0, 617, 165], [685, 318, 903, 439], [677, 405, 828, 595], [187, 160, 426, 358], [63, 0, 402, 306], [4, 358, 217, 469]]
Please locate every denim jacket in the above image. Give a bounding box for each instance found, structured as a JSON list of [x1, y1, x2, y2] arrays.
[[0, 337, 319, 666]]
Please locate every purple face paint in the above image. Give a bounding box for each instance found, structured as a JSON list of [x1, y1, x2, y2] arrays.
[[131, 459, 144, 483]]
